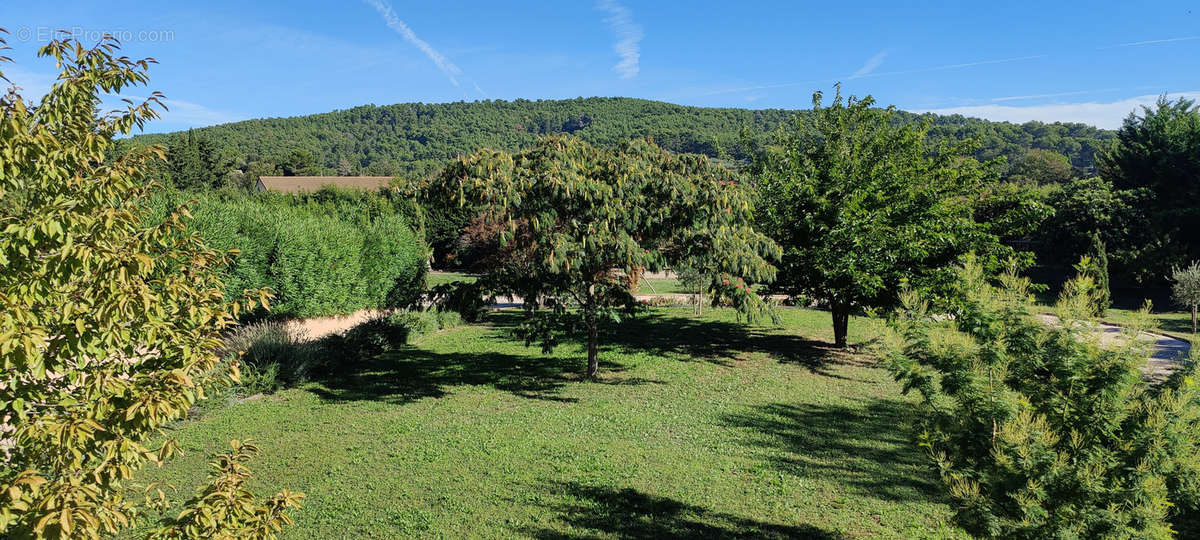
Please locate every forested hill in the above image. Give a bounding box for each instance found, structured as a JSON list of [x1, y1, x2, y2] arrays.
[[129, 97, 1115, 180]]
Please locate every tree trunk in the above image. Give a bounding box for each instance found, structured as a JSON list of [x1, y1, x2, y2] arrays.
[[831, 304, 850, 348], [586, 306, 599, 379], [1192, 307, 1197, 334]]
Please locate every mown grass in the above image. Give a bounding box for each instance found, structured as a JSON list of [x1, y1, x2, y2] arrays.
[[133, 307, 962, 538], [1103, 308, 1196, 341], [426, 271, 477, 288], [635, 277, 688, 295]]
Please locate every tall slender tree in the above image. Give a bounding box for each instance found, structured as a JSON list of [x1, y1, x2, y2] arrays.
[[1088, 231, 1111, 315]]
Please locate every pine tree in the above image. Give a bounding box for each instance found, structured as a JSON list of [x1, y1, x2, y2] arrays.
[[883, 258, 1200, 538]]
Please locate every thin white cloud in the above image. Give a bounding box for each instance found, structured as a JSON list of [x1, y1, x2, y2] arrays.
[[1, 64, 58, 99], [992, 88, 1122, 102], [1100, 36, 1200, 49], [114, 95, 243, 128], [702, 54, 1048, 96], [849, 50, 888, 79], [363, 0, 465, 87], [157, 98, 244, 127], [596, 0, 643, 79], [920, 91, 1200, 129]]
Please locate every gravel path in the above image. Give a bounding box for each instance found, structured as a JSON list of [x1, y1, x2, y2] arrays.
[[1037, 314, 1192, 380]]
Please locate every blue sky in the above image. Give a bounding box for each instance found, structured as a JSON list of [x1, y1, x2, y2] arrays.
[[2, 0, 1198, 132]]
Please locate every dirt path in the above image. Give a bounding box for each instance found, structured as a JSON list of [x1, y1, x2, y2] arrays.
[[1037, 314, 1192, 380], [287, 309, 383, 340]]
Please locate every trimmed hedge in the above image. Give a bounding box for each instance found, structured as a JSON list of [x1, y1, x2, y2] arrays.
[[151, 189, 427, 318]]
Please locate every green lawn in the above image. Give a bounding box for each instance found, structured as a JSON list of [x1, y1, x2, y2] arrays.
[[635, 277, 688, 295], [426, 271, 477, 288], [135, 308, 961, 538], [1102, 308, 1196, 340]]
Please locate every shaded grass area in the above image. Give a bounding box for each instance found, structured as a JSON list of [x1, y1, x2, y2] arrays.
[[132, 307, 962, 538]]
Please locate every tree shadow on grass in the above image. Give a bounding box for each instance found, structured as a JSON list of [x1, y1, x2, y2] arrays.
[[307, 346, 581, 404], [566, 310, 875, 381], [304, 315, 670, 405], [517, 481, 844, 539], [722, 398, 942, 504]]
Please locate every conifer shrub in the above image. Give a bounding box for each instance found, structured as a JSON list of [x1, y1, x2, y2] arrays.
[[882, 259, 1200, 538]]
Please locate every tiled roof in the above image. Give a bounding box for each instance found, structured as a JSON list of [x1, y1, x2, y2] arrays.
[[256, 176, 393, 193]]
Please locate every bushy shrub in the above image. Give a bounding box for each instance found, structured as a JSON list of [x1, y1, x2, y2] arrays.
[[435, 309, 464, 330], [266, 211, 365, 317], [319, 308, 464, 367], [883, 259, 1200, 538], [361, 214, 426, 309], [220, 321, 315, 394], [150, 191, 428, 319], [387, 309, 440, 341], [426, 281, 492, 322]]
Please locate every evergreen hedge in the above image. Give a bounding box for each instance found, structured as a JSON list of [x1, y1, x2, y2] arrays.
[[151, 189, 427, 318]]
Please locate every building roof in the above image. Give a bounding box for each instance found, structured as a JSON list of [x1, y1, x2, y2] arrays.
[[256, 176, 393, 193]]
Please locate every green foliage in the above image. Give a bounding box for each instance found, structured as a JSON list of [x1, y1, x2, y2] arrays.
[[165, 129, 225, 190], [1006, 148, 1075, 185], [361, 214, 426, 309], [1087, 231, 1111, 315], [268, 212, 365, 316], [430, 136, 779, 377], [125, 97, 1114, 182], [426, 281, 492, 323], [1099, 96, 1200, 282], [149, 440, 304, 539], [219, 321, 315, 395], [1171, 261, 1200, 333], [1064, 255, 1108, 318], [883, 259, 1200, 538], [1035, 176, 1147, 273], [756, 86, 1014, 347], [0, 34, 296, 538], [148, 190, 427, 318]]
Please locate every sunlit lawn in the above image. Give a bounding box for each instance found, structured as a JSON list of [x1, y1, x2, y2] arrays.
[[425, 271, 477, 288], [1103, 307, 1196, 340], [134, 307, 963, 538]]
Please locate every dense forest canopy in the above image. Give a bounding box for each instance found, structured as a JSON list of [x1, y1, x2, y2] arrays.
[[128, 97, 1114, 182]]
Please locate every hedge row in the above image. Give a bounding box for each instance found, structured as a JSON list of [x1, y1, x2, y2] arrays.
[[151, 189, 427, 318]]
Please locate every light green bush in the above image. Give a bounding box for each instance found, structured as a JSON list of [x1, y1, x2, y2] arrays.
[[152, 191, 428, 319], [362, 214, 426, 309]]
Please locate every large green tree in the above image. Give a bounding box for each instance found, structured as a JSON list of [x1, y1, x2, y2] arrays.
[[1099, 96, 1200, 281], [0, 34, 299, 538], [756, 87, 1008, 347], [1006, 148, 1075, 185], [430, 136, 779, 378]]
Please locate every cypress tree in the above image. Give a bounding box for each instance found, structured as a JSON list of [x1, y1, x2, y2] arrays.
[[1089, 231, 1111, 315]]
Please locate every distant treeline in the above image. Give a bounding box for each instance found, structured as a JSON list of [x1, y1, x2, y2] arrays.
[[126, 97, 1113, 185]]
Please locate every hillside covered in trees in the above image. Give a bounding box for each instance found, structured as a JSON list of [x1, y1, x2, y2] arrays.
[[129, 97, 1114, 184]]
